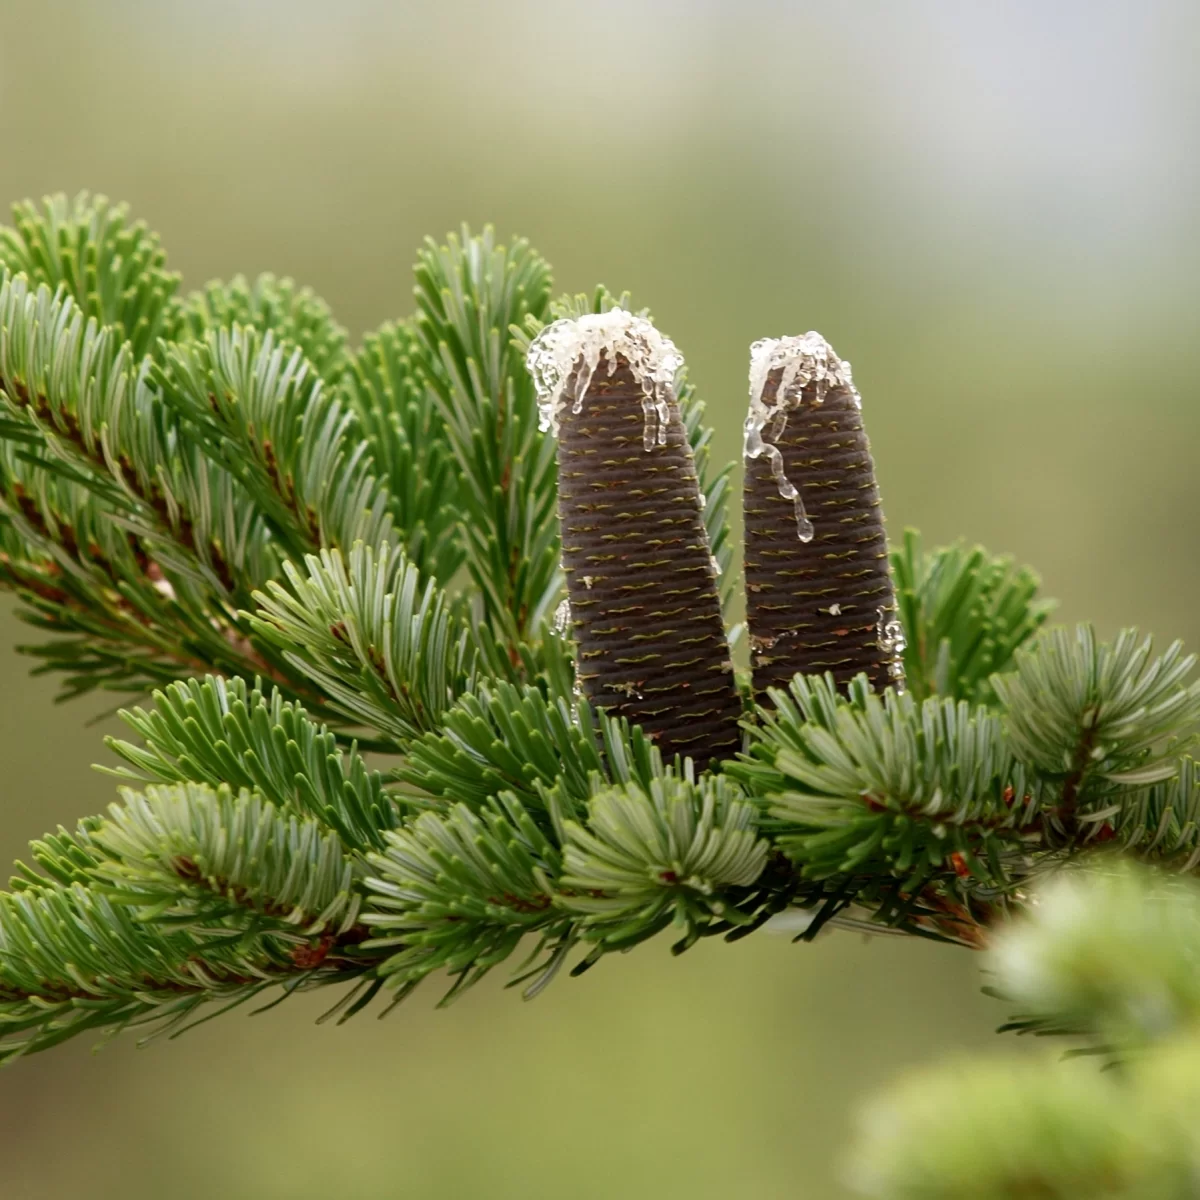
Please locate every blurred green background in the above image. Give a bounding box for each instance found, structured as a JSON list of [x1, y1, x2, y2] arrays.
[[0, 1, 1197, 1196]]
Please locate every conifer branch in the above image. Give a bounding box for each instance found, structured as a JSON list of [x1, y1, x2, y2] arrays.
[[341, 320, 464, 584], [247, 543, 476, 747], [0, 193, 181, 359], [104, 675, 396, 851], [412, 227, 558, 649], [157, 326, 397, 560], [1, 192, 1198, 1105], [176, 273, 349, 381], [890, 528, 1054, 704]]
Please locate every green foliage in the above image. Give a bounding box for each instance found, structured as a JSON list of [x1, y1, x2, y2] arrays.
[[7, 191, 1200, 1200], [341, 320, 463, 584], [176, 273, 348, 379], [364, 795, 568, 1000], [0, 876, 354, 1063], [395, 681, 663, 816], [730, 674, 1037, 896], [0, 269, 295, 695], [105, 675, 395, 851], [248, 543, 475, 746], [557, 774, 768, 953], [158, 326, 396, 558], [849, 864, 1200, 1199], [850, 1052, 1187, 1200], [891, 529, 1053, 703], [1110, 755, 1200, 866], [413, 226, 558, 645], [990, 861, 1200, 1046], [994, 626, 1200, 798], [0, 193, 180, 359], [92, 783, 363, 934]]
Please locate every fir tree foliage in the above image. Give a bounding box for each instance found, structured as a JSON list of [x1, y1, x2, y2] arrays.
[[412, 227, 558, 646], [0, 190, 1198, 1140], [0, 193, 181, 359], [557, 774, 768, 952], [176, 273, 349, 380], [341, 319, 463, 585], [849, 863, 1200, 1199], [364, 795, 569, 1000], [157, 326, 396, 559], [891, 529, 1054, 704], [104, 674, 394, 851], [247, 543, 476, 746]]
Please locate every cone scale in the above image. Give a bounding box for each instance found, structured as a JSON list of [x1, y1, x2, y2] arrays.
[[527, 312, 741, 770], [742, 332, 903, 697]]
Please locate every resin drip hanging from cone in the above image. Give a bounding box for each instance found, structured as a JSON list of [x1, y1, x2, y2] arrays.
[[742, 332, 905, 698], [526, 310, 741, 771]]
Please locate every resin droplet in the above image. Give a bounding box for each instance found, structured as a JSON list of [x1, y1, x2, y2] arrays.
[[876, 607, 908, 691], [743, 331, 861, 541], [525, 308, 684, 453], [552, 597, 572, 636]]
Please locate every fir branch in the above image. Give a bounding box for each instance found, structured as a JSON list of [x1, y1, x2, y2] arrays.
[[0, 879, 358, 1063], [849, 1051, 1171, 1199], [341, 320, 464, 585], [11, 818, 106, 890], [993, 626, 1200, 841], [0, 192, 181, 360], [175, 273, 349, 380], [413, 226, 558, 648], [989, 861, 1200, 1047], [105, 675, 396, 852], [157, 326, 397, 558], [364, 794, 569, 1000], [395, 681, 664, 816], [557, 774, 768, 954], [892, 529, 1054, 704], [92, 783, 364, 935], [1103, 755, 1200, 868], [248, 543, 476, 747], [0, 271, 299, 692], [731, 674, 1042, 898]]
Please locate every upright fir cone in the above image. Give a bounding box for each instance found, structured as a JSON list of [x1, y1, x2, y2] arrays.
[[527, 311, 741, 770], [742, 332, 904, 698]]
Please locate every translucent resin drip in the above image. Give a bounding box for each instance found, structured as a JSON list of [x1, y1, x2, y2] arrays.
[[743, 331, 862, 542], [876, 606, 908, 691], [552, 597, 572, 636], [526, 309, 684, 452]]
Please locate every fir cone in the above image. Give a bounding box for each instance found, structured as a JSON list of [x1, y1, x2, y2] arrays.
[[527, 311, 741, 770], [742, 332, 903, 698]]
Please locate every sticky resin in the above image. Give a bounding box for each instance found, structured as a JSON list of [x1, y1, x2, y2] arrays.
[[743, 331, 862, 542], [525, 309, 684, 451], [552, 597, 572, 636], [876, 606, 908, 690]]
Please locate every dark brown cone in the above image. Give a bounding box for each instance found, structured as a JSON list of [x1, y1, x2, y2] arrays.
[[744, 372, 897, 698], [557, 357, 741, 771]]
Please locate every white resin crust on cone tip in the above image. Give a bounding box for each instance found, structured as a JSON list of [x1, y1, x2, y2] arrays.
[[525, 308, 684, 452], [742, 331, 862, 544]]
